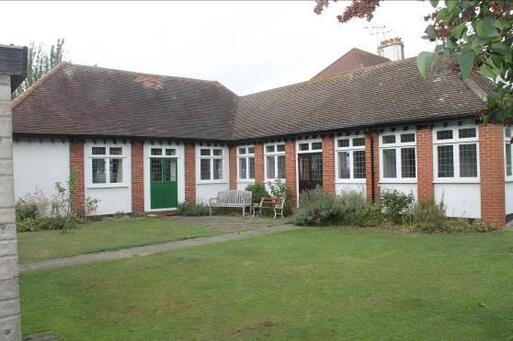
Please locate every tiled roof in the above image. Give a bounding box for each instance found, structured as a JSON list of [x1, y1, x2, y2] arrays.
[[12, 57, 488, 142], [12, 63, 238, 141], [311, 48, 390, 80]]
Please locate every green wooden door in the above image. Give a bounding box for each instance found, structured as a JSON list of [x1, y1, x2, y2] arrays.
[[150, 158, 178, 209]]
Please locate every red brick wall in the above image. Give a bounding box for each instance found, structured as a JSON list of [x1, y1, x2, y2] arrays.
[[131, 142, 144, 214], [70, 140, 85, 216], [416, 127, 434, 202], [184, 143, 196, 202], [365, 132, 380, 202], [479, 124, 506, 226], [285, 139, 297, 206], [254, 143, 264, 184], [322, 134, 335, 195], [229, 146, 237, 190]]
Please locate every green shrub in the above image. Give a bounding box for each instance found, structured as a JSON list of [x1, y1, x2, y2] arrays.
[[269, 179, 293, 216], [16, 201, 38, 221], [380, 189, 414, 224], [246, 183, 269, 204], [177, 201, 210, 216], [406, 200, 447, 232], [350, 204, 384, 227], [295, 191, 343, 226]]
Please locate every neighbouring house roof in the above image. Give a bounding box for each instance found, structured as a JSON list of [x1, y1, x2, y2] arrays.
[[0, 44, 27, 92], [12, 54, 488, 143], [311, 48, 390, 80]]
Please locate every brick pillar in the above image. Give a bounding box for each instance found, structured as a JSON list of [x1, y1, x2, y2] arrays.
[[229, 146, 237, 190], [70, 140, 85, 216], [184, 143, 196, 202], [479, 124, 505, 226], [322, 134, 335, 195], [0, 75, 21, 341], [365, 132, 380, 202], [254, 143, 264, 184], [131, 142, 144, 214], [285, 139, 297, 206], [416, 126, 434, 202]]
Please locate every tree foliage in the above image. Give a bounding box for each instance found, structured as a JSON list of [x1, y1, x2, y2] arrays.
[[314, 0, 513, 123], [13, 38, 65, 98]]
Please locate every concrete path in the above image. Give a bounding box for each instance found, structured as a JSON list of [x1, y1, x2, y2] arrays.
[[19, 224, 300, 273]]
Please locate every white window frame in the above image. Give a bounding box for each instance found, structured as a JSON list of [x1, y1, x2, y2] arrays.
[[87, 143, 128, 188], [197, 146, 226, 184], [504, 126, 513, 182], [264, 142, 286, 181], [237, 145, 255, 182], [296, 139, 323, 154], [335, 135, 366, 183], [379, 130, 417, 184], [432, 124, 480, 183]]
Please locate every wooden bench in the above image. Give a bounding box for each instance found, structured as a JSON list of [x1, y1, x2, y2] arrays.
[[209, 190, 253, 217], [253, 197, 286, 219]]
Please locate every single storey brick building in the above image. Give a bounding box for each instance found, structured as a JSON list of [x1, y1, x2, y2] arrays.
[[10, 47, 512, 226]]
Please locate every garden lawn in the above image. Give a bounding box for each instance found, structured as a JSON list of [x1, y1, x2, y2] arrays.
[[21, 228, 513, 340], [17, 217, 219, 262]]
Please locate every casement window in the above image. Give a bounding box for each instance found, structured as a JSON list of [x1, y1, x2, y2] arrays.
[[335, 136, 366, 181], [505, 127, 512, 179], [433, 125, 479, 181], [379, 131, 417, 181], [237, 146, 255, 181], [264, 143, 286, 180], [199, 147, 224, 181], [90, 145, 125, 184]]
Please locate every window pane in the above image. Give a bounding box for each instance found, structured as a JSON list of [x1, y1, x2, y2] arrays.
[[238, 147, 246, 155], [276, 144, 285, 152], [266, 145, 275, 153], [249, 157, 255, 179], [353, 150, 366, 178], [383, 149, 397, 178], [213, 159, 223, 179], [352, 138, 365, 146], [248, 147, 255, 154], [266, 156, 275, 179], [506, 128, 512, 138], [200, 149, 210, 156], [401, 148, 416, 178], [200, 159, 210, 180], [277, 155, 286, 179], [299, 143, 309, 151], [400, 133, 415, 143], [437, 130, 453, 140], [458, 128, 476, 139], [165, 148, 176, 156], [109, 158, 123, 183], [506, 143, 512, 176], [109, 147, 122, 155], [151, 148, 162, 156], [92, 159, 106, 183], [382, 135, 396, 144], [169, 159, 177, 181], [162, 159, 171, 182], [92, 146, 106, 155], [459, 144, 477, 177], [213, 149, 223, 156], [338, 139, 350, 148], [150, 159, 162, 182], [239, 157, 247, 179], [437, 145, 454, 177], [338, 152, 350, 179], [312, 142, 322, 150]]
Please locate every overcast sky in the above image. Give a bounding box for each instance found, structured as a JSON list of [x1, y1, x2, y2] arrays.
[[1, 1, 434, 95]]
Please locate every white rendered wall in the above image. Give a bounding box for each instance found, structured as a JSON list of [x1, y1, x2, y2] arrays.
[[434, 183, 481, 218], [13, 140, 70, 212], [506, 182, 513, 215], [84, 141, 132, 215], [143, 142, 185, 212], [195, 145, 230, 204], [335, 182, 366, 197], [237, 180, 254, 192]]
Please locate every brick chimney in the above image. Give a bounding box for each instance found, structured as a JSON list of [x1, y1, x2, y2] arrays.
[[378, 37, 404, 61]]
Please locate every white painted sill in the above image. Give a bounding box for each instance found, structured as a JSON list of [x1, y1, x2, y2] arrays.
[[87, 184, 130, 189]]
